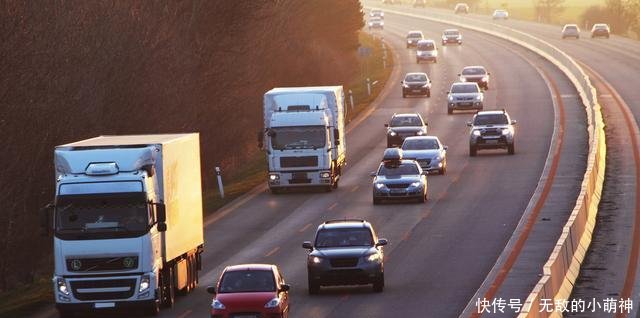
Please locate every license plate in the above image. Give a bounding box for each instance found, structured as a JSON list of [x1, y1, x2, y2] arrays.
[[94, 302, 115, 309], [390, 189, 405, 193], [293, 172, 307, 179], [485, 139, 499, 144], [412, 89, 421, 93], [460, 102, 472, 106]]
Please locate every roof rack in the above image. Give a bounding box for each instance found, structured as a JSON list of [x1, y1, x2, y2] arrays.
[[324, 218, 366, 224]]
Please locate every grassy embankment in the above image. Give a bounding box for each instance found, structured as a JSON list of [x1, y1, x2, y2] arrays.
[[0, 30, 394, 318]]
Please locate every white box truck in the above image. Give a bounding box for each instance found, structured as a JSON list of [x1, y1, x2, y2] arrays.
[[261, 86, 347, 193], [44, 134, 204, 316]]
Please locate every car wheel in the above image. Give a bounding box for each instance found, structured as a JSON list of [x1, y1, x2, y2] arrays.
[[308, 276, 320, 295], [470, 145, 477, 157], [332, 179, 339, 189], [447, 108, 453, 115], [372, 274, 384, 292], [508, 142, 515, 155], [418, 191, 426, 203], [426, 90, 431, 98], [416, 59, 420, 64], [373, 197, 381, 205]]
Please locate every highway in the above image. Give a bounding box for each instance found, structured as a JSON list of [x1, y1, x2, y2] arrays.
[[31, 6, 603, 318]]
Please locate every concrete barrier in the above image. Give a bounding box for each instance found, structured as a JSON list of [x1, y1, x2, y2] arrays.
[[368, 6, 607, 318]]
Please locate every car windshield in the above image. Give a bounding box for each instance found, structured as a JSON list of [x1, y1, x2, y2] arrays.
[[594, 25, 607, 29], [451, 84, 479, 93], [474, 114, 509, 125], [407, 33, 422, 39], [390, 116, 422, 127], [417, 42, 435, 50], [378, 162, 420, 176], [219, 270, 276, 293], [315, 228, 374, 248], [444, 31, 459, 36], [271, 126, 326, 150], [55, 192, 150, 239], [462, 68, 486, 75], [402, 139, 439, 150], [370, 18, 381, 22], [371, 10, 382, 15], [405, 74, 427, 82], [565, 26, 577, 31]]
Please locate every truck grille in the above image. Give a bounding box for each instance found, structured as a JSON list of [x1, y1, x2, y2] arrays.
[[66, 256, 138, 272], [70, 278, 136, 301], [330, 258, 359, 267], [386, 183, 410, 189], [280, 156, 318, 168]]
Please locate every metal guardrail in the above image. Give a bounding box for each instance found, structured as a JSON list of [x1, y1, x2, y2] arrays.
[[372, 7, 606, 318]]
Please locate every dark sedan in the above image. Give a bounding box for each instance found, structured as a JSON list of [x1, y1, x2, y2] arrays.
[[402, 72, 432, 98]]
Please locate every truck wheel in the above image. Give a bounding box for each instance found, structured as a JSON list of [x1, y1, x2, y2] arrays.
[[372, 273, 384, 292], [508, 143, 515, 155], [308, 276, 320, 295], [161, 267, 175, 308], [470, 145, 477, 157], [145, 298, 160, 316], [332, 179, 339, 189]]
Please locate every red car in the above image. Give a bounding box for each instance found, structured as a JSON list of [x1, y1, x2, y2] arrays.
[[207, 264, 290, 318]]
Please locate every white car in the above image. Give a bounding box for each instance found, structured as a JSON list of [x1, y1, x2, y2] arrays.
[[562, 24, 580, 39], [447, 82, 484, 114], [370, 9, 384, 19], [416, 39, 438, 63], [402, 136, 448, 174], [369, 17, 384, 30], [492, 9, 509, 20], [591, 23, 610, 38]]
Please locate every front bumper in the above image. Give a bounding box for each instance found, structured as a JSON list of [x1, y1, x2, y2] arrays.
[[56, 299, 156, 313], [373, 185, 425, 199], [449, 101, 483, 110], [470, 135, 513, 149], [54, 273, 156, 308], [308, 260, 383, 286], [416, 158, 444, 172], [403, 87, 429, 95], [268, 170, 332, 188]]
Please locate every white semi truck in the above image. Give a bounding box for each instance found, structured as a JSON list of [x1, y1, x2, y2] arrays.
[[45, 134, 204, 316], [261, 86, 347, 193]]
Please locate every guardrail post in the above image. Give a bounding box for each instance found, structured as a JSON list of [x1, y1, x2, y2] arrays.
[[349, 89, 354, 111], [215, 166, 224, 198], [366, 78, 371, 96]]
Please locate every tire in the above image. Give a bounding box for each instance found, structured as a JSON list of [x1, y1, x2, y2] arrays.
[[470, 145, 477, 157], [372, 274, 384, 292], [308, 276, 320, 295], [332, 178, 339, 189], [426, 90, 431, 98], [145, 298, 160, 316], [508, 142, 515, 155], [416, 59, 420, 64], [447, 108, 453, 115], [433, 58, 437, 63], [161, 267, 176, 308], [418, 192, 425, 203]]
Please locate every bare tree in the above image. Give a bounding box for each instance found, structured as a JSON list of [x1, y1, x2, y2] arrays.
[[533, 0, 565, 23]]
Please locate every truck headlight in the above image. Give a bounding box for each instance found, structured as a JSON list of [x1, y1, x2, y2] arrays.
[[56, 277, 69, 295], [212, 299, 226, 310], [265, 297, 281, 308], [269, 174, 280, 181], [410, 181, 422, 188], [139, 275, 150, 293], [502, 128, 511, 135], [475, 95, 482, 101], [375, 183, 386, 189], [320, 172, 331, 179], [366, 253, 381, 262], [472, 130, 481, 136]]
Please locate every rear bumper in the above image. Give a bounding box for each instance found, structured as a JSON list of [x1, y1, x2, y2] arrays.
[[403, 87, 430, 95]]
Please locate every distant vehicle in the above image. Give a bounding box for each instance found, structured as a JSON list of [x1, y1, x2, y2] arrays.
[[382, 0, 395, 4], [370, 9, 384, 19], [303, 219, 388, 293], [207, 264, 290, 318], [459, 65, 490, 90], [468, 109, 517, 156], [385, 113, 428, 147], [402, 72, 432, 98], [371, 148, 429, 204], [562, 24, 580, 39], [261, 87, 346, 193], [48, 134, 204, 316], [442, 29, 463, 45], [454, 3, 469, 14], [402, 136, 448, 174], [492, 9, 509, 20], [406, 30, 425, 48], [591, 23, 610, 38], [413, 0, 427, 8], [447, 82, 484, 114], [416, 39, 438, 63], [369, 17, 384, 30]]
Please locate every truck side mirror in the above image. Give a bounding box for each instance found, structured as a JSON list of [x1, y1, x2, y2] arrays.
[[155, 203, 167, 232], [157, 223, 167, 232], [40, 203, 54, 237]]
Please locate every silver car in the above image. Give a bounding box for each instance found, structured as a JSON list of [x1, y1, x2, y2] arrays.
[[492, 9, 509, 20], [369, 17, 384, 30], [371, 149, 428, 204], [442, 29, 462, 45], [416, 39, 438, 63], [401, 136, 448, 174], [468, 110, 516, 156], [447, 82, 484, 114], [562, 24, 580, 39]]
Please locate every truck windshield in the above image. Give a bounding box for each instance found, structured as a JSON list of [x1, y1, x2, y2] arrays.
[[271, 126, 326, 150], [55, 192, 150, 240]]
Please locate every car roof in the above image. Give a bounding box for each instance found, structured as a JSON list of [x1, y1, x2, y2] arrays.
[[463, 65, 486, 70], [408, 30, 423, 35], [452, 82, 479, 87], [417, 39, 435, 44], [224, 264, 276, 272], [593, 23, 608, 27], [318, 219, 372, 230], [444, 28, 460, 32], [564, 24, 578, 27]]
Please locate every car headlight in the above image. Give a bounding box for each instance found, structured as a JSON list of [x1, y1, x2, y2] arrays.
[[448, 96, 454, 101], [421, 83, 429, 88], [375, 183, 386, 189], [310, 256, 323, 264], [475, 95, 482, 101], [389, 131, 397, 136], [472, 130, 481, 136], [380, 22, 384, 25], [366, 253, 381, 262], [482, 76, 489, 82], [416, 130, 424, 136], [139, 275, 150, 293], [402, 84, 409, 88], [410, 181, 422, 188], [269, 174, 279, 181], [265, 297, 281, 308], [502, 128, 511, 135], [435, 155, 442, 161], [460, 77, 467, 82], [212, 299, 226, 310], [56, 277, 69, 295], [320, 172, 331, 178]]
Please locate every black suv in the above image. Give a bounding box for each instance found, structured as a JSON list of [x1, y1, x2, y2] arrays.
[[385, 113, 428, 147], [303, 219, 388, 294], [402, 72, 431, 98]]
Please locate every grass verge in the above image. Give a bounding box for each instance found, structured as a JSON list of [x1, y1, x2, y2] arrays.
[[0, 279, 50, 318]]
